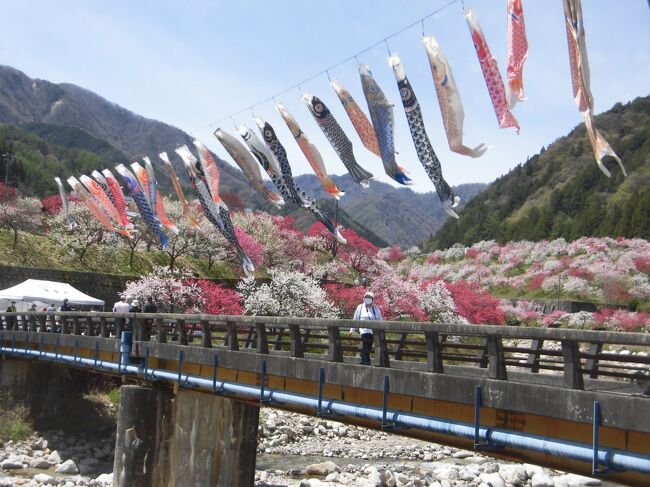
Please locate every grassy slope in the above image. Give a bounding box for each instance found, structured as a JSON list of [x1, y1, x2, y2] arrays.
[[0, 230, 238, 279]]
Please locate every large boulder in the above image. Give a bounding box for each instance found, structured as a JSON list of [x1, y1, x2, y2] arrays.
[[54, 458, 79, 474], [304, 461, 340, 476]]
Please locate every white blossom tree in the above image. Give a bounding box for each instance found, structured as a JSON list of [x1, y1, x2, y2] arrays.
[[47, 203, 105, 262], [237, 270, 339, 318], [420, 280, 467, 324], [0, 196, 43, 249], [160, 198, 206, 271]]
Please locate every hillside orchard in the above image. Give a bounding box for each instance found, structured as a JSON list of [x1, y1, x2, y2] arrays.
[[1, 187, 648, 332]]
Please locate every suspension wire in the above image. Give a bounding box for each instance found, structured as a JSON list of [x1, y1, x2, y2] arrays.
[[189, 0, 460, 135]]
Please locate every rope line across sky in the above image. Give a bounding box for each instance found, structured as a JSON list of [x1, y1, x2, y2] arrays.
[[187, 0, 461, 136]]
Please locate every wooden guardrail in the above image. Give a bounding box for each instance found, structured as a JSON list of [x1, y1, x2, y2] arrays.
[[1, 311, 649, 391]]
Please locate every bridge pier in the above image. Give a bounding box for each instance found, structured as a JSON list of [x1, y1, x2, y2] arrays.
[[113, 385, 259, 487]]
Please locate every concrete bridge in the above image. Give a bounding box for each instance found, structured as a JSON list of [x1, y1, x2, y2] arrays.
[[1, 311, 649, 486]]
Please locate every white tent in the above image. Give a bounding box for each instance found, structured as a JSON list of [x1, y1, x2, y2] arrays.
[[0, 279, 105, 307]]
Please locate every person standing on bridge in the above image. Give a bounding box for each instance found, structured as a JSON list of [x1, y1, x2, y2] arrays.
[[351, 291, 382, 365], [4, 300, 17, 330]]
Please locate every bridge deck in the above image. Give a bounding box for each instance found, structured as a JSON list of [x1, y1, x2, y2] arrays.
[[1, 311, 649, 485]]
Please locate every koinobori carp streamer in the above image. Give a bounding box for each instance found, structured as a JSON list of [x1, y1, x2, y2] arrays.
[[506, 0, 528, 109], [330, 79, 381, 159], [79, 174, 123, 228], [422, 36, 487, 158], [358, 64, 413, 186], [192, 140, 224, 205], [130, 162, 178, 234], [302, 94, 373, 189], [256, 116, 346, 245], [214, 127, 285, 208], [388, 54, 459, 218], [100, 169, 131, 228], [255, 117, 313, 208], [175, 144, 255, 276], [66, 176, 129, 237], [54, 176, 76, 229], [275, 103, 344, 200], [237, 123, 291, 202], [563, 0, 625, 177], [114, 164, 168, 248], [465, 8, 520, 132], [142, 156, 158, 211], [158, 151, 200, 227]]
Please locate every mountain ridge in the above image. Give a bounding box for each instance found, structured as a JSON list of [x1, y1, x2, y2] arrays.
[[426, 95, 650, 250]]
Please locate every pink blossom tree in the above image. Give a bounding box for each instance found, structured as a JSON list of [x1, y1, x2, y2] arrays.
[[120, 266, 205, 313]]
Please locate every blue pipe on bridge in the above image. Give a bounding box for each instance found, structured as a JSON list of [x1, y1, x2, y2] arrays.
[[2, 344, 650, 477]]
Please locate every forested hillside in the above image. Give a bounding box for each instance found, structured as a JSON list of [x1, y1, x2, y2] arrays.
[[0, 124, 127, 196], [427, 96, 650, 250]]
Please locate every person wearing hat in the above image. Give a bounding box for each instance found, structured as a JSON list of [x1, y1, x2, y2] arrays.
[[129, 299, 142, 313], [5, 300, 17, 330], [350, 291, 383, 365]]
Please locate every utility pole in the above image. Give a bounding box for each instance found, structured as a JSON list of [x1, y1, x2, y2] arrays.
[[1, 153, 15, 185]]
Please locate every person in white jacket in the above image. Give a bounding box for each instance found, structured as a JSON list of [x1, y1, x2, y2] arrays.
[[350, 291, 383, 365]]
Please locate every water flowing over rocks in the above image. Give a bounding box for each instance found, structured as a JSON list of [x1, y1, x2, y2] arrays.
[[0, 410, 615, 486]]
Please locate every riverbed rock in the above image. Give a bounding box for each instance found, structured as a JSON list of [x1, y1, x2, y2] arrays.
[[33, 473, 56, 484], [47, 450, 62, 464], [364, 466, 381, 486], [299, 480, 326, 487], [381, 469, 396, 487], [499, 464, 528, 486], [480, 472, 506, 487], [532, 472, 555, 487], [55, 458, 79, 474], [304, 460, 339, 476], [95, 473, 113, 486], [31, 437, 45, 450], [0, 459, 23, 469], [452, 449, 473, 459], [28, 457, 51, 469]]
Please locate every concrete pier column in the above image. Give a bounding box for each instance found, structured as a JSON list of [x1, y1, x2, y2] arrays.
[[113, 385, 259, 487], [113, 385, 173, 487], [166, 390, 260, 487]]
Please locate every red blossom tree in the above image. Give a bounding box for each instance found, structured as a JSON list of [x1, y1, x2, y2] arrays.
[[426, 254, 439, 264], [234, 227, 265, 266], [41, 193, 80, 214], [42, 194, 63, 214], [338, 229, 378, 273], [387, 245, 405, 262], [444, 281, 505, 325], [324, 284, 367, 317], [194, 280, 245, 315], [527, 273, 546, 291], [309, 222, 378, 271]]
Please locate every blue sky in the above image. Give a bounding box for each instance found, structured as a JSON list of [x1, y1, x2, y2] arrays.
[[1, 0, 648, 191]]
